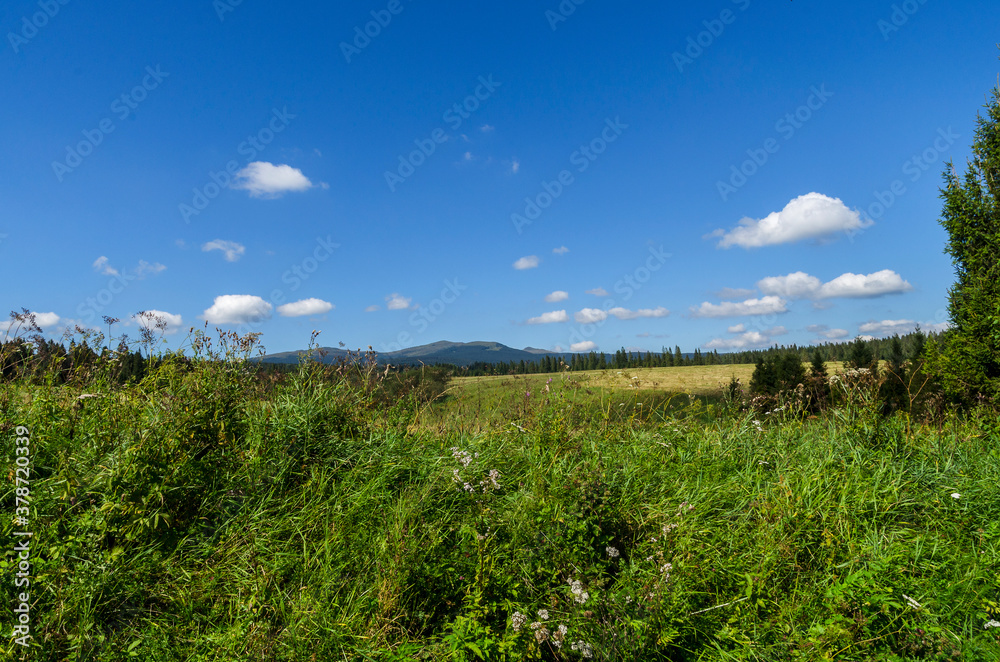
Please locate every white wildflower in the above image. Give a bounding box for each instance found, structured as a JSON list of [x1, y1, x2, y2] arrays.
[[571, 641, 593, 658], [606, 545, 619, 558], [984, 620, 1000, 629], [537, 608, 549, 620], [951, 492, 961, 499], [902, 594, 921, 610], [511, 611, 527, 631]]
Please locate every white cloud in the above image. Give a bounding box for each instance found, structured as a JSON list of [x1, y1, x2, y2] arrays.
[[364, 305, 380, 313], [513, 255, 540, 270], [755, 269, 913, 300], [757, 272, 823, 299], [481, 124, 494, 132], [818, 270, 913, 299], [585, 287, 609, 297], [1, 311, 61, 334], [92, 256, 118, 276], [202, 239, 246, 262], [202, 295, 273, 324], [690, 296, 788, 318], [527, 310, 569, 325], [545, 291, 569, 303], [134, 260, 166, 278], [608, 307, 670, 320], [232, 162, 315, 198], [511, 159, 520, 174], [857, 319, 950, 337], [278, 298, 334, 317], [727, 323, 746, 333], [135, 310, 184, 335], [574, 308, 608, 324], [553, 246, 569, 255], [807, 324, 849, 340], [705, 331, 772, 350], [711, 192, 871, 249], [385, 293, 412, 310], [571, 341, 597, 352]]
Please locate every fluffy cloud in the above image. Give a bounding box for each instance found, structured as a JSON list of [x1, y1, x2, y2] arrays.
[[553, 246, 569, 255], [756, 270, 913, 300], [710, 193, 871, 248], [727, 323, 746, 333], [1, 311, 60, 333], [513, 255, 540, 270], [545, 290, 569, 303], [704, 331, 772, 350], [135, 310, 184, 335], [364, 305, 380, 313], [690, 296, 788, 318], [806, 324, 849, 340], [756, 272, 823, 299], [585, 288, 609, 297], [818, 270, 913, 299], [232, 162, 315, 198], [574, 308, 608, 324], [202, 295, 273, 324], [277, 298, 334, 317], [571, 341, 597, 352], [385, 293, 412, 310], [573, 307, 669, 323], [527, 310, 569, 325], [202, 239, 246, 262]]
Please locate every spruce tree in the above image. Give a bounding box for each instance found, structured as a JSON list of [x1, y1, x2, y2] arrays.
[[932, 74, 1000, 403]]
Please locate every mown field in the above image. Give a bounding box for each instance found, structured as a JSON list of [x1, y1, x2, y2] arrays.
[[2, 356, 999, 661]]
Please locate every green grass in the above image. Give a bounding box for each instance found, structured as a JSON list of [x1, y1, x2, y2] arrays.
[[1, 354, 998, 661]]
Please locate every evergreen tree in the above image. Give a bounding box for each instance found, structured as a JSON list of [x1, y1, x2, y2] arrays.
[[931, 76, 1000, 403]]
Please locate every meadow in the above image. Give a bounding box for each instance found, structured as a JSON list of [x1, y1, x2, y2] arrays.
[[1, 349, 999, 661]]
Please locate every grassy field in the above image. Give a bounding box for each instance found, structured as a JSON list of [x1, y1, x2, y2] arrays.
[[2, 355, 999, 661]]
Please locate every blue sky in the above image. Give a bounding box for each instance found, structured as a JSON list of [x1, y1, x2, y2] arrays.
[[3, 0, 997, 356]]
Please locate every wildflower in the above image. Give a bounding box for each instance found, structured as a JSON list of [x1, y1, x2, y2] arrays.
[[606, 545, 619, 558], [985, 620, 1000, 629], [526, 390, 531, 397], [951, 493, 961, 499], [569, 579, 589, 605], [534, 627, 550, 643], [537, 608, 549, 620], [571, 641, 593, 658], [903, 594, 921, 609], [511, 611, 527, 631], [553, 624, 568, 648]]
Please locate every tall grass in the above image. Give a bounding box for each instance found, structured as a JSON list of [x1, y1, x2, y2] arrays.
[[1, 337, 998, 660]]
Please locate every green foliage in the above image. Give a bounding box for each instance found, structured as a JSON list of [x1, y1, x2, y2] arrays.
[[749, 352, 807, 397], [931, 76, 1000, 405], [2, 329, 1000, 660]]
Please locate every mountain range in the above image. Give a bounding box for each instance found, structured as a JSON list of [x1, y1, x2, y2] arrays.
[[256, 340, 575, 367]]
